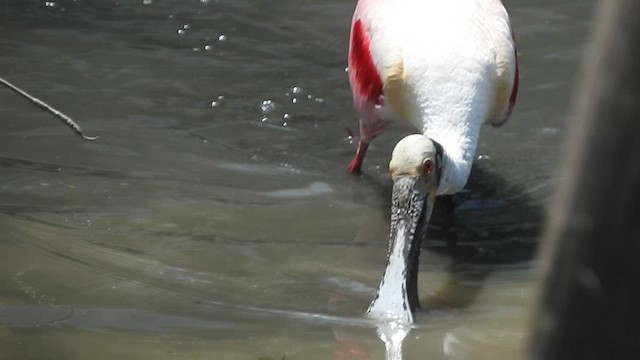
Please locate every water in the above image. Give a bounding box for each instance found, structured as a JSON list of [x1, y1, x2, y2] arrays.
[[0, 0, 596, 359]]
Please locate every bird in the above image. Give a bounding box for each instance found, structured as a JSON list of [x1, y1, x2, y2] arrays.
[[346, 0, 518, 323]]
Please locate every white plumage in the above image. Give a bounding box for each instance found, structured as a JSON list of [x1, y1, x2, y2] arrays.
[[348, 0, 518, 194], [347, 0, 519, 323]]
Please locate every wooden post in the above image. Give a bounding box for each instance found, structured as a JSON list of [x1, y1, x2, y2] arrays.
[[528, 0, 640, 358]]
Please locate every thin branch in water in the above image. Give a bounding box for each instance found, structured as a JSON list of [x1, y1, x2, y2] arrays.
[[0, 77, 98, 141], [345, 127, 355, 139]]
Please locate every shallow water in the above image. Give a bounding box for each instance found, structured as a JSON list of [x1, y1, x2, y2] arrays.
[[0, 0, 596, 359]]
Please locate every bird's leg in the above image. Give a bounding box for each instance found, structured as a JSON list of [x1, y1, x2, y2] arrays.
[[347, 140, 369, 174], [440, 195, 455, 231], [440, 195, 459, 247]]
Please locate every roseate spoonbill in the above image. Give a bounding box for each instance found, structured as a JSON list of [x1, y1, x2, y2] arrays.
[[346, 0, 518, 323]]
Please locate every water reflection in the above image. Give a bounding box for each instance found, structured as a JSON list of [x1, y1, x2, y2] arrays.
[[327, 162, 541, 359]]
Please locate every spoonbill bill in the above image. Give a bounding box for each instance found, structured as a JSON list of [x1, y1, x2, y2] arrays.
[[346, 0, 519, 323]]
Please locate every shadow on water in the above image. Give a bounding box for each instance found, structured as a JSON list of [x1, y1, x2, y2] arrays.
[[425, 164, 543, 306], [329, 159, 545, 359]]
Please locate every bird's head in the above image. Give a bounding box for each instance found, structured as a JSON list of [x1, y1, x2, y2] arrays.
[[389, 134, 441, 195], [367, 134, 442, 323]]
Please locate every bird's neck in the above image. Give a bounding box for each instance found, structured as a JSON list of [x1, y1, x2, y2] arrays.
[[436, 138, 476, 195], [426, 111, 487, 195], [414, 77, 491, 195], [400, 43, 493, 195]]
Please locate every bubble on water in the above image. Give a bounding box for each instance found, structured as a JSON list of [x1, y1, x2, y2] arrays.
[[291, 98, 297, 104], [291, 86, 304, 95], [283, 122, 288, 127], [477, 154, 491, 161], [260, 99, 276, 113], [344, 67, 349, 72], [217, 95, 224, 100], [315, 97, 325, 103], [168, 14, 175, 19], [218, 34, 227, 42], [192, 47, 200, 52], [261, 117, 268, 122], [183, 24, 191, 30], [177, 29, 186, 35], [142, 0, 152, 4], [45, 1, 56, 7], [204, 44, 212, 51], [283, 113, 291, 120], [210, 101, 219, 107]]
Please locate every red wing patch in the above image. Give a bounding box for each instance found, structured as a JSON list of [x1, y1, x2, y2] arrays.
[[507, 48, 519, 116], [349, 19, 383, 105], [506, 30, 519, 119], [494, 31, 519, 126]]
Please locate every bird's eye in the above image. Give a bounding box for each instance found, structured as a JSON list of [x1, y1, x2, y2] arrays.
[[423, 159, 434, 174]]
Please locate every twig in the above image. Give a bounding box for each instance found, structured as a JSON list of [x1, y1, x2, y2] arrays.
[[345, 127, 355, 138], [0, 77, 98, 141]]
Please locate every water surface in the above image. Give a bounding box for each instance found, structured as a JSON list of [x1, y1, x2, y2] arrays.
[[0, 0, 596, 359]]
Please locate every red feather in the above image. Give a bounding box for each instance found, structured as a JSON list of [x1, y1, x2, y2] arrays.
[[495, 32, 519, 126], [507, 53, 519, 116], [349, 19, 383, 105], [505, 30, 519, 119]]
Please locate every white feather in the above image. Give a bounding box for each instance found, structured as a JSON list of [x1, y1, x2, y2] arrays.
[[353, 0, 516, 194]]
